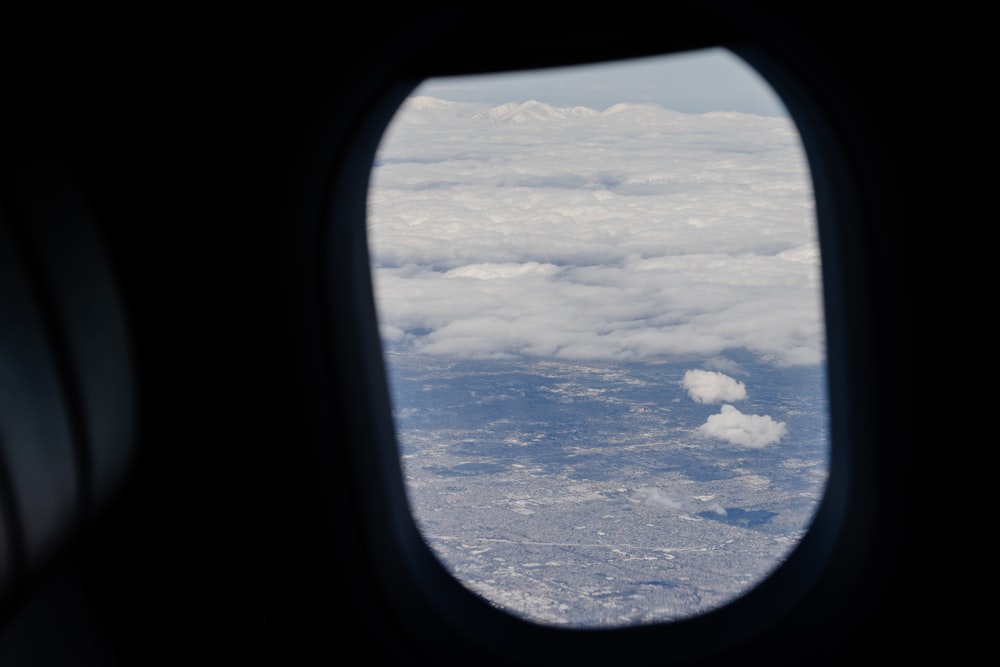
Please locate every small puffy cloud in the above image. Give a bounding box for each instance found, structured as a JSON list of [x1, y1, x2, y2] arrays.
[[632, 487, 684, 510], [683, 370, 747, 404], [702, 502, 727, 516], [697, 404, 787, 447], [632, 488, 730, 516]]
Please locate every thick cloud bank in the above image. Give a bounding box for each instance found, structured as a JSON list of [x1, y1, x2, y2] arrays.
[[369, 97, 824, 366]]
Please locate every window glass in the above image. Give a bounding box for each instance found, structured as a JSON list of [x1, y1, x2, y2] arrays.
[[367, 48, 828, 627]]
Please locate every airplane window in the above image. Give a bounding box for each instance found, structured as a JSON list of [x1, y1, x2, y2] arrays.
[[366, 47, 828, 628]]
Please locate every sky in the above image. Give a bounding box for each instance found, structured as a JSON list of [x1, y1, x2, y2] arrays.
[[366, 46, 821, 449], [416, 47, 789, 117]]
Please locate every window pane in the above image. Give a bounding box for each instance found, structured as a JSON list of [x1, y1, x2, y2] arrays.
[[367, 48, 828, 628]]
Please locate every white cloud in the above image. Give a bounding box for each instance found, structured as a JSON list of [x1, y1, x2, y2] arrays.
[[682, 369, 747, 404], [369, 96, 823, 366], [632, 487, 683, 510], [697, 405, 787, 448], [702, 502, 728, 516], [632, 488, 730, 516]]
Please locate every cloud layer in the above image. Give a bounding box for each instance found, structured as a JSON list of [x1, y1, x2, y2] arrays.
[[369, 97, 823, 366]]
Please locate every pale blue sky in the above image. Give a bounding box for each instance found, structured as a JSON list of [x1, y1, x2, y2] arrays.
[[416, 47, 788, 117]]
